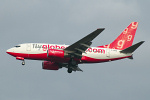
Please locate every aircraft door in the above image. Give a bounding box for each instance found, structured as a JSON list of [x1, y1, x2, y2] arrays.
[[26, 44, 31, 51], [106, 48, 110, 57]]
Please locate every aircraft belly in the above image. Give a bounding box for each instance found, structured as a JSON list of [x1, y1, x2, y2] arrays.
[[81, 51, 132, 63]]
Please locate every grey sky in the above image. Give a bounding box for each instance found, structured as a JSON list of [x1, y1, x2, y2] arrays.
[[0, 0, 150, 100]]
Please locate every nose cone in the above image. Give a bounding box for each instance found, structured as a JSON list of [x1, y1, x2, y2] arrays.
[[6, 48, 14, 55]]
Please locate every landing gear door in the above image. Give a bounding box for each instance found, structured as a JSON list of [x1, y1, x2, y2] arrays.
[[26, 44, 31, 51]]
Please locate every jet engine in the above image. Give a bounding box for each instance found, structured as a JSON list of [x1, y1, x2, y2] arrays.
[[47, 49, 68, 58], [42, 61, 59, 70]]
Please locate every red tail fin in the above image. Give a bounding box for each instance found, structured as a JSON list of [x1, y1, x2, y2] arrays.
[[99, 22, 138, 50]]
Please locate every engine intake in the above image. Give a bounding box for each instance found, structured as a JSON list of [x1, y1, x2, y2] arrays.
[[42, 61, 59, 70]]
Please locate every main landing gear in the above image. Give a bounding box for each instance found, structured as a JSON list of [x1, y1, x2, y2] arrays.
[[68, 68, 72, 73], [67, 58, 77, 73]]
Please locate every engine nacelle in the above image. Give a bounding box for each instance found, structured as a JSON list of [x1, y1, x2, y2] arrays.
[[47, 49, 67, 58], [42, 61, 59, 70]]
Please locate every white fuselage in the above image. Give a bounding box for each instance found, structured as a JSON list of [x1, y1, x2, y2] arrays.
[[6, 43, 132, 63]]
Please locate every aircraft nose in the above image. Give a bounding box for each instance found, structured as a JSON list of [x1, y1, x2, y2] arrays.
[[6, 48, 14, 54]]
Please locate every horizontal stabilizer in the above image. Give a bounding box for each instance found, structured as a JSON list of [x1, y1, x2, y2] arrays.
[[120, 41, 145, 54], [128, 55, 133, 59]]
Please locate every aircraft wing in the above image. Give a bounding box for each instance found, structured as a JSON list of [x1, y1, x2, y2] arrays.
[[64, 28, 105, 58]]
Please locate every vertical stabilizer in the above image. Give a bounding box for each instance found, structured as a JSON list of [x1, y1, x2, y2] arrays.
[[99, 22, 138, 50]]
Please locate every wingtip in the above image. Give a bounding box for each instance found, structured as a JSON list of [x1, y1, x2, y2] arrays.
[[141, 41, 145, 43], [97, 28, 105, 30], [139, 41, 145, 44]]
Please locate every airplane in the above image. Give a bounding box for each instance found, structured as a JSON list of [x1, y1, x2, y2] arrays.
[[6, 22, 144, 73]]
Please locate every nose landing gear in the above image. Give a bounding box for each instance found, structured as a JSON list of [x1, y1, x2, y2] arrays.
[[16, 57, 25, 65], [22, 60, 25, 65]]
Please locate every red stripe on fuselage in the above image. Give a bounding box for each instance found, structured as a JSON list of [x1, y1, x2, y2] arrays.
[[6, 52, 70, 63], [7, 52, 131, 64], [81, 56, 131, 63]]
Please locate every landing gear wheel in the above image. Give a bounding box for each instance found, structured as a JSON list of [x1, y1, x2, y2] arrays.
[[22, 61, 25, 65], [67, 68, 72, 73]]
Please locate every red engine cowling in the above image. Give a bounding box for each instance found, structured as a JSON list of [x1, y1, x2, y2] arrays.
[[42, 61, 59, 70], [47, 49, 65, 58]]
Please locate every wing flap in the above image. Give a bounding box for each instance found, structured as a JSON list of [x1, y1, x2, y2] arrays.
[[73, 53, 83, 57], [75, 48, 86, 53]]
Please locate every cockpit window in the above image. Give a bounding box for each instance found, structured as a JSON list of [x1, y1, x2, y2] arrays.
[[14, 45, 21, 48]]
